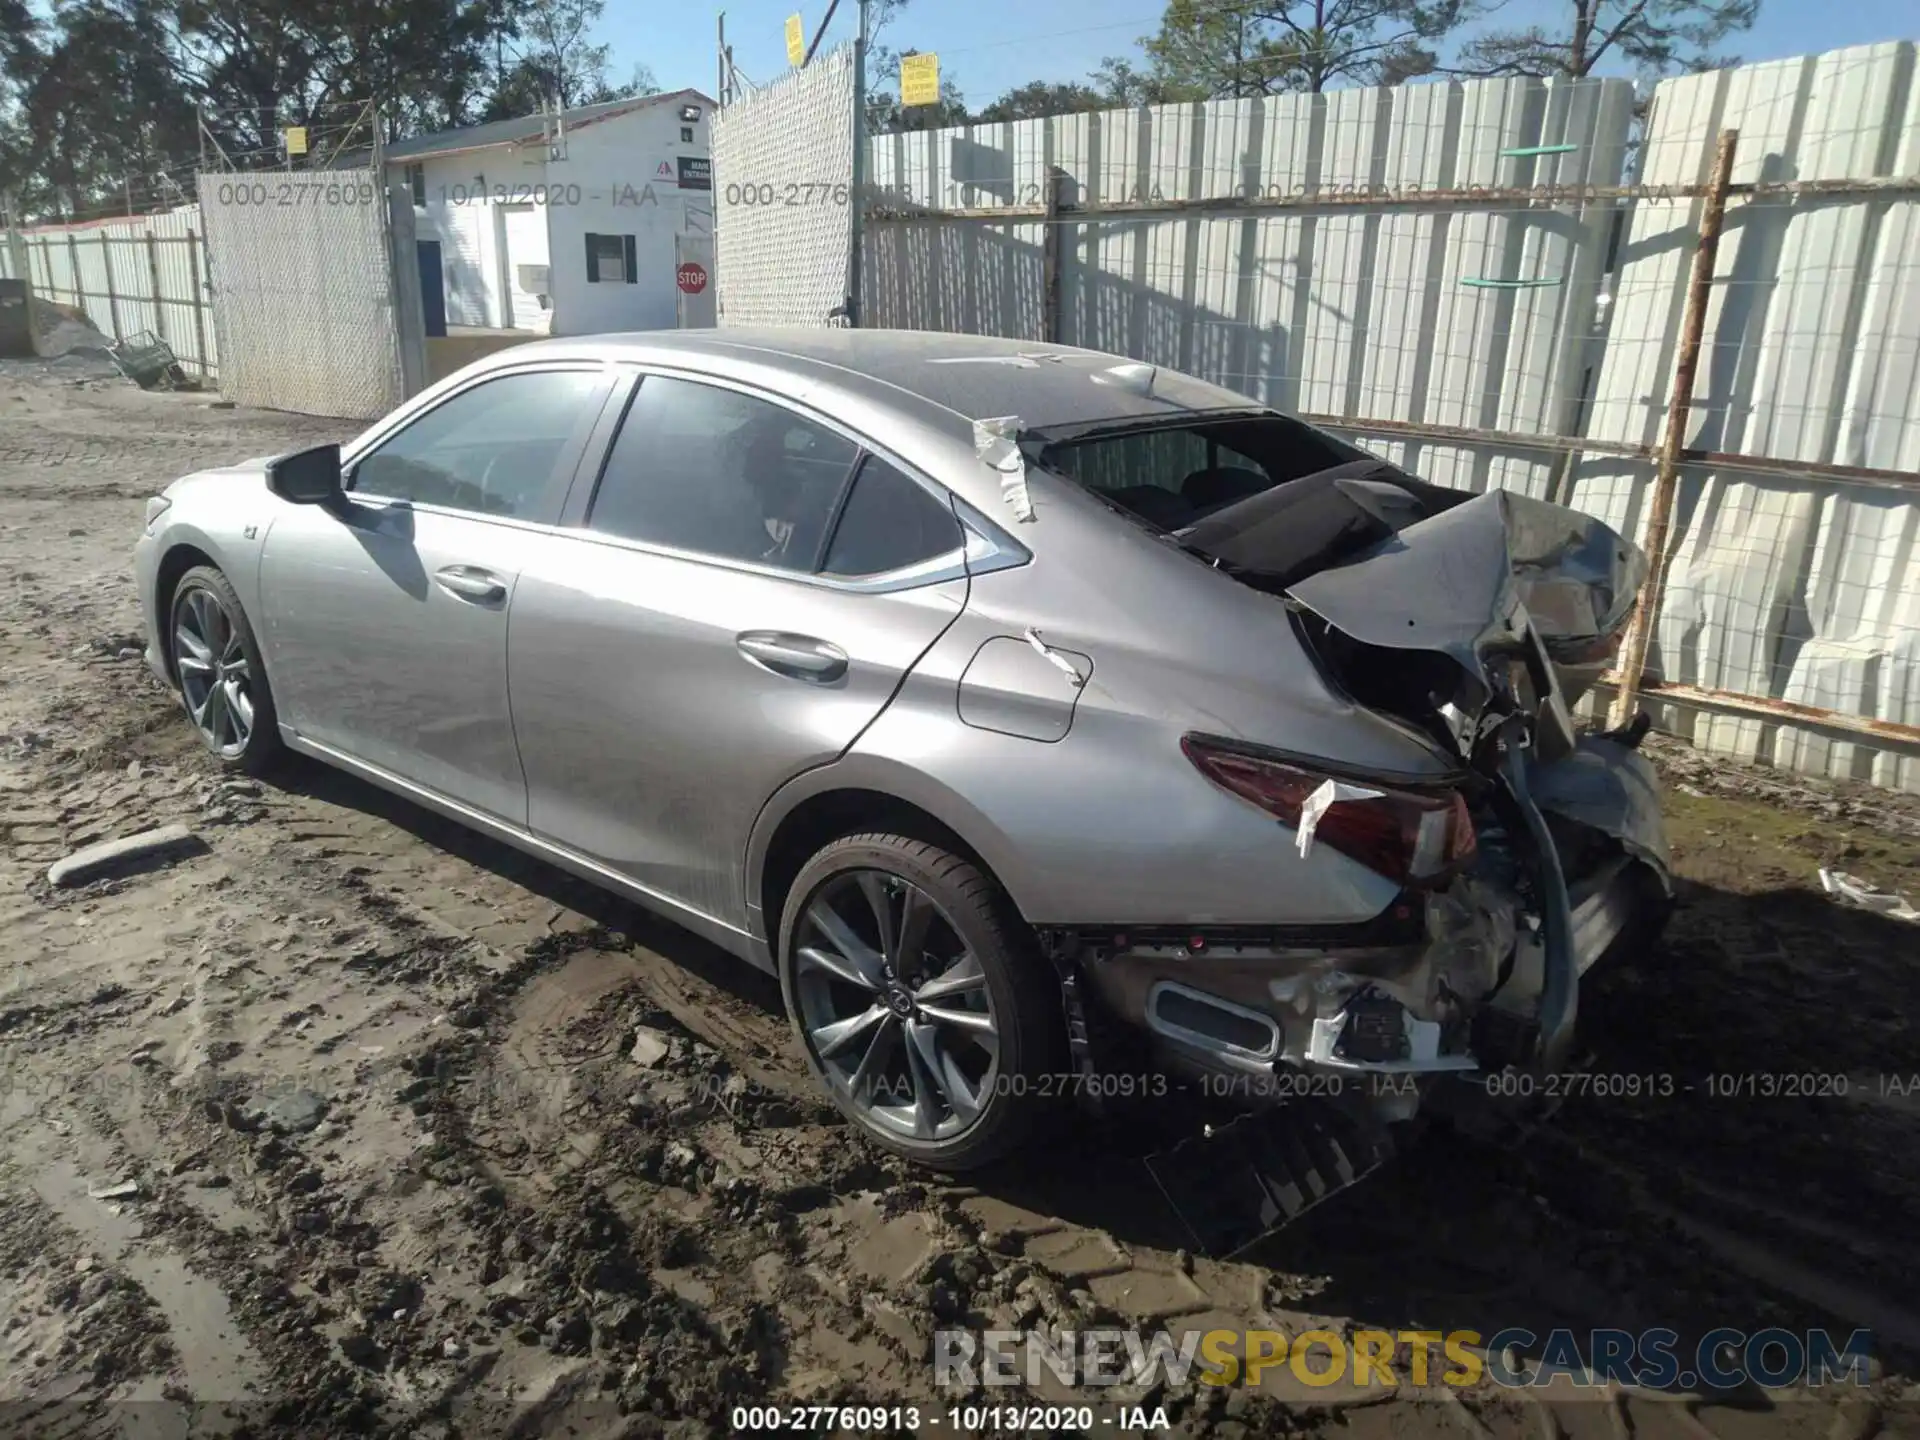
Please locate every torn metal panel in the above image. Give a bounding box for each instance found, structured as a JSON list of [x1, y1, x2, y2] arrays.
[[1528, 735, 1673, 892], [1283, 487, 1645, 675]]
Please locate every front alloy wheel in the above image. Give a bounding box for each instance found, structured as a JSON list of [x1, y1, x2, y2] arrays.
[[778, 832, 1063, 1170], [168, 565, 282, 775], [174, 585, 255, 758]]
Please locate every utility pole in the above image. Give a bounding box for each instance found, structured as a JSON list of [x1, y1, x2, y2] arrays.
[[717, 13, 726, 106], [845, 0, 869, 326]]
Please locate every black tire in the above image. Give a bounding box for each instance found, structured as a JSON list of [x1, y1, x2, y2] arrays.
[[167, 564, 283, 777], [777, 832, 1064, 1171]]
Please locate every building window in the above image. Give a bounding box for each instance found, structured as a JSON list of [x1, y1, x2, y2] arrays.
[[680, 126, 694, 143], [585, 232, 637, 285], [407, 163, 425, 208]]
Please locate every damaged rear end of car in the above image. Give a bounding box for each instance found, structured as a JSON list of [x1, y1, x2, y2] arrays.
[[1022, 422, 1673, 1252]]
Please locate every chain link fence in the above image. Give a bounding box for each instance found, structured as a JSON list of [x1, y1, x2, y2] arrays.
[[711, 43, 856, 327], [194, 169, 415, 419]]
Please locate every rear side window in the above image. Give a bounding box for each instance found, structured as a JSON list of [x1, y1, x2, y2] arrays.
[[822, 457, 963, 578], [587, 375, 859, 571]]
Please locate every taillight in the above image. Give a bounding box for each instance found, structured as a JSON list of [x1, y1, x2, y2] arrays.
[[1180, 736, 1476, 885]]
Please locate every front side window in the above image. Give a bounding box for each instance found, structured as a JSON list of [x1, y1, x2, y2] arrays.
[[351, 369, 602, 519], [588, 376, 860, 571]]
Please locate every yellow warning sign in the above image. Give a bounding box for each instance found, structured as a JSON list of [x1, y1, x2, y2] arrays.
[[283, 126, 308, 156], [900, 52, 939, 107], [785, 14, 805, 68]]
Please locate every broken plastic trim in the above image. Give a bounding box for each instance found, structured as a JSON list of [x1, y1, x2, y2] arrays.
[[1144, 1099, 1395, 1257], [973, 415, 1034, 522]]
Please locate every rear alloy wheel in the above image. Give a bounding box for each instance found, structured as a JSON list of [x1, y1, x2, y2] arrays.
[[778, 833, 1062, 1170], [169, 565, 282, 776]]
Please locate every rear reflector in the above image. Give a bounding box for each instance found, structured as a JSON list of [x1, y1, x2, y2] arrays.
[[1181, 736, 1475, 885]]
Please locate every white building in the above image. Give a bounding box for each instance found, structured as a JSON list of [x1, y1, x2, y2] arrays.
[[381, 88, 717, 341]]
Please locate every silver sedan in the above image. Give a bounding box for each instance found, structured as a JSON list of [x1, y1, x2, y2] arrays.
[[134, 329, 1671, 1174]]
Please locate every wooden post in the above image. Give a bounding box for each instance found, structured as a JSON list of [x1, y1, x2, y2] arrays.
[[65, 231, 81, 311], [1608, 128, 1739, 728], [1041, 165, 1068, 344], [186, 229, 209, 377], [101, 234, 123, 340], [146, 230, 166, 345]]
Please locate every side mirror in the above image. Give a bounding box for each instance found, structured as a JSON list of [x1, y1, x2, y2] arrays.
[[265, 444, 344, 507]]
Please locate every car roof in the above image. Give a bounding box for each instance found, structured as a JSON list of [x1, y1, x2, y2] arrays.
[[479, 328, 1268, 438]]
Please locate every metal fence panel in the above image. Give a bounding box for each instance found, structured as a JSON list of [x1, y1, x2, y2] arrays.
[[868, 74, 1634, 510], [1586, 41, 1920, 788], [195, 171, 402, 418], [1, 207, 217, 377], [857, 48, 1920, 791], [711, 43, 856, 327]]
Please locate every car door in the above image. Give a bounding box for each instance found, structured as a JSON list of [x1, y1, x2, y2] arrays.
[[257, 363, 613, 824], [507, 369, 971, 929]]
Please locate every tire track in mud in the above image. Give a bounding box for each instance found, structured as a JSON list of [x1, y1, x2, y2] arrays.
[[0, 1191, 181, 1440]]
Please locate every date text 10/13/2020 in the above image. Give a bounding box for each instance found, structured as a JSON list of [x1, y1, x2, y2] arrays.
[[438, 181, 907, 208]]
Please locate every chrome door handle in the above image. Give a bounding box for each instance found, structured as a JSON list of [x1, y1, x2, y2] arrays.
[[737, 631, 849, 683], [434, 565, 507, 604]]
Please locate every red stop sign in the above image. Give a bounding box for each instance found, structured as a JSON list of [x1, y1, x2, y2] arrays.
[[677, 262, 708, 294]]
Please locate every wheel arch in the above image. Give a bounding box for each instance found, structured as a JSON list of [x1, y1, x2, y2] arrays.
[[153, 540, 222, 684], [749, 761, 1033, 953]]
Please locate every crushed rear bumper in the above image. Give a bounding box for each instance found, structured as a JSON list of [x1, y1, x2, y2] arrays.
[[1045, 731, 1671, 1117]]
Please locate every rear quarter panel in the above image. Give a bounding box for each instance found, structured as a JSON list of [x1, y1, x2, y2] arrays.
[[773, 474, 1459, 928]]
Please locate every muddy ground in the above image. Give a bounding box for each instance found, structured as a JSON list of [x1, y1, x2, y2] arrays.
[[2, 353, 1918, 1439]]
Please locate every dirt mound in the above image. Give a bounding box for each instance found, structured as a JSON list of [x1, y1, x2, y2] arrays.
[[31, 298, 113, 359]]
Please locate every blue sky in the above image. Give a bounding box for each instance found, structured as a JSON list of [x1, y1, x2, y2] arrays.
[[607, 0, 1919, 106]]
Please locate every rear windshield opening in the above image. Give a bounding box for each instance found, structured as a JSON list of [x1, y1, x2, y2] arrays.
[[1038, 414, 1385, 533], [1038, 413, 1474, 592]]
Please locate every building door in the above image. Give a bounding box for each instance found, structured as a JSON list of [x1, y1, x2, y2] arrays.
[[495, 203, 550, 332], [415, 240, 447, 338]]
